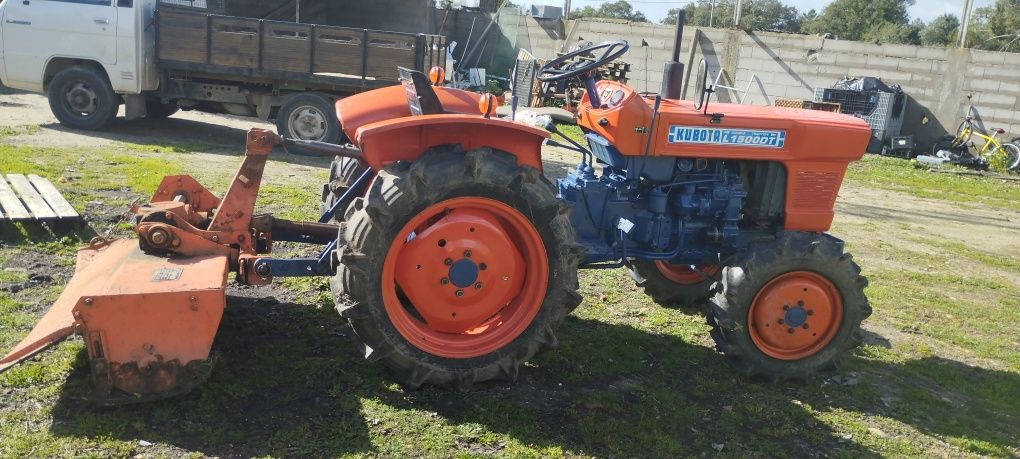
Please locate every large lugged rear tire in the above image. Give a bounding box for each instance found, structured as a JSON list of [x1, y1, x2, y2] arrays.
[[708, 232, 871, 380], [321, 156, 368, 221], [332, 148, 584, 389], [629, 261, 720, 307]]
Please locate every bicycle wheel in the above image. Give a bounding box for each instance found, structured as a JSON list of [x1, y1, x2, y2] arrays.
[[1001, 142, 1020, 171], [952, 120, 972, 148]]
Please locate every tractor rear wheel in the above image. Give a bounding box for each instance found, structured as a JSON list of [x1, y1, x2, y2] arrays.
[[629, 261, 720, 307], [708, 232, 871, 380], [332, 148, 584, 389], [321, 155, 368, 221]]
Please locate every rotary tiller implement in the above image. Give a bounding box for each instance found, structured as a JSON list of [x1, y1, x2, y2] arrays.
[[0, 129, 369, 404], [3, 35, 873, 402]]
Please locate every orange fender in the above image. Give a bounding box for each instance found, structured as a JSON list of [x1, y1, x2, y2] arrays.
[[355, 115, 550, 172], [336, 86, 487, 142]]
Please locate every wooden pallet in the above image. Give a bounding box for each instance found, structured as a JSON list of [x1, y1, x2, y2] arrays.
[[0, 174, 79, 221]]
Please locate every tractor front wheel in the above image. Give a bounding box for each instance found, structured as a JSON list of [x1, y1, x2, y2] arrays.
[[332, 148, 583, 389], [708, 232, 871, 380], [629, 261, 720, 307], [320, 155, 368, 221]]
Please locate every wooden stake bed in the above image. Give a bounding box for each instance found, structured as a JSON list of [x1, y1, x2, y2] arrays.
[[0, 174, 80, 221]]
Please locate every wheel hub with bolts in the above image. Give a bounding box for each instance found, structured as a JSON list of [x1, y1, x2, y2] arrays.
[[448, 257, 480, 288], [748, 271, 843, 360], [288, 106, 327, 140], [65, 82, 98, 114], [780, 301, 811, 331]]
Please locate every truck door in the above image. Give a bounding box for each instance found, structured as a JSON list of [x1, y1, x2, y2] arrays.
[[2, 0, 119, 91]]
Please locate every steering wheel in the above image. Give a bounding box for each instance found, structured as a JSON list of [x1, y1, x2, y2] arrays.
[[537, 40, 630, 82], [693, 58, 713, 111]]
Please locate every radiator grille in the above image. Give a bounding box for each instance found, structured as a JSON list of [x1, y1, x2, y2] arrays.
[[791, 171, 839, 208]]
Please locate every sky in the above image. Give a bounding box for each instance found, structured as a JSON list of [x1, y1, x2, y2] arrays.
[[524, 0, 996, 23]]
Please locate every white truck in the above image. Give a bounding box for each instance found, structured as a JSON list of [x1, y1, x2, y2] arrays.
[[0, 0, 445, 144]]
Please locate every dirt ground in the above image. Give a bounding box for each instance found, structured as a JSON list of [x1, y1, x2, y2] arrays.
[[2, 89, 1019, 457]]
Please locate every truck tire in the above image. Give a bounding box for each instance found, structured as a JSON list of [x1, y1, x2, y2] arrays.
[[145, 97, 179, 119], [48, 65, 119, 131], [320, 155, 369, 222], [332, 147, 585, 389], [630, 261, 720, 308], [708, 232, 871, 381], [276, 93, 341, 155]]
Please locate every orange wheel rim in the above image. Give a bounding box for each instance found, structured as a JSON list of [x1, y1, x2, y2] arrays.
[[747, 271, 843, 361], [654, 262, 719, 285], [381, 197, 548, 359]]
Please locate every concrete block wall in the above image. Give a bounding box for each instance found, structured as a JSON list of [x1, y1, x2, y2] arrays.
[[725, 31, 1020, 145], [518, 18, 1020, 147], [326, 0, 435, 34]]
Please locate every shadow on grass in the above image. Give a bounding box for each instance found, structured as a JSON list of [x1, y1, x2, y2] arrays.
[[0, 220, 97, 247], [49, 294, 376, 457], [34, 120, 333, 169], [44, 296, 1020, 457]]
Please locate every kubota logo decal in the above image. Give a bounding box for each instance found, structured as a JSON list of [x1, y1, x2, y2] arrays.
[[668, 126, 787, 148]]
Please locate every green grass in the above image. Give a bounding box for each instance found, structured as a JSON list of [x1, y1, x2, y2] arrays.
[[846, 155, 1020, 210], [0, 142, 183, 201], [0, 125, 40, 138], [1, 134, 1020, 457], [553, 123, 587, 146]]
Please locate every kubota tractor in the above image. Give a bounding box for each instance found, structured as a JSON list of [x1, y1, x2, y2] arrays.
[[1, 39, 872, 403]]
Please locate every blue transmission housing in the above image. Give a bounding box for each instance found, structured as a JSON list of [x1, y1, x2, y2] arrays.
[[557, 134, 747, 266]]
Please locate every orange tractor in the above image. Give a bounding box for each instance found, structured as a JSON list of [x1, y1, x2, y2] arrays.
[[1, 39, 871, 403]]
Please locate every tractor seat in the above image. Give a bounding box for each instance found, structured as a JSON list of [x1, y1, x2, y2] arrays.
[[398, 67, 444, 116]]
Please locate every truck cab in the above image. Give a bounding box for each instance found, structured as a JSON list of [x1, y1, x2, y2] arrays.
[[0, 0, 159, 130], [0, 0, 159, 94]]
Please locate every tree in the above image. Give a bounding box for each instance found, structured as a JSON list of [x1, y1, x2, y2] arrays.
[[746, 0, 802, 31], [921, 13, 960, 47], [663, 7, 682, 25], [801, 0, 914, 41], [663, 0, 801, 32], [800, 8, 819, 24], [572, 1, 648, 22], [985, 0, 1020, 51], [865, 18, 923, 45]]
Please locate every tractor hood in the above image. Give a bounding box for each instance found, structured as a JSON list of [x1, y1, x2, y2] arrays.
[[577, 80, 871, 161]]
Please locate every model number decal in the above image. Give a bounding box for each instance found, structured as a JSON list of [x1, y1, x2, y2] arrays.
[[668, 126, 787, 148]]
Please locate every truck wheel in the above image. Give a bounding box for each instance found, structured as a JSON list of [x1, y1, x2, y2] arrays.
[[276, 93, 341, 155], [708, 232, 871, 380], [320, 156, 369, 222], [48, 65, 119, 131], [630, 261, 720, 307], [145, 97, 179, 119], [332, 147, 584, 389]]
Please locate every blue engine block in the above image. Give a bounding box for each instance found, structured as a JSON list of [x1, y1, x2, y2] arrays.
[[557, 136, 747, 267]]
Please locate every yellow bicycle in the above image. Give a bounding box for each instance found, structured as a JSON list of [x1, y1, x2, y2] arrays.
[[932, 96, 1020, 172]]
